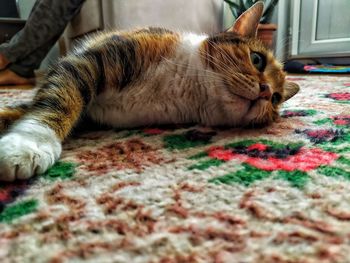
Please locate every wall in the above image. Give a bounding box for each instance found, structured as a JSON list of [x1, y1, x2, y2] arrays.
[[102, 0, 223, 34]]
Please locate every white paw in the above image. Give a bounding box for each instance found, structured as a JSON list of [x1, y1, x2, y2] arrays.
[[0, 123, 61, 181]]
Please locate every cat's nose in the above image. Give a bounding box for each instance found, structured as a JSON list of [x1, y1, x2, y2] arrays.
[[259, 83, 272, 100]]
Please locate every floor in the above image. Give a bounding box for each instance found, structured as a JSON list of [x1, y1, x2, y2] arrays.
[[0, 75, 350, 262]]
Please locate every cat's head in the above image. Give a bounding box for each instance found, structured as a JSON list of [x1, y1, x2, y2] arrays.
[[200, 1, 299, 127]]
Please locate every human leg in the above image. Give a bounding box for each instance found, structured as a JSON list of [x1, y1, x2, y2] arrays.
[[0, 0, 85, 78]]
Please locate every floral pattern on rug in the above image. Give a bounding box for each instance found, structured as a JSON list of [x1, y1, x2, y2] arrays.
[[0, 75, 350, 263]]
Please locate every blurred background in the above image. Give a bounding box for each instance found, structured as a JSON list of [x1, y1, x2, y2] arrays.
[[1, 0, 349, 74]]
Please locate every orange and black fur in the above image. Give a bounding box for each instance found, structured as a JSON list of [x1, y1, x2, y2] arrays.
[[0, 2, 299, 181]]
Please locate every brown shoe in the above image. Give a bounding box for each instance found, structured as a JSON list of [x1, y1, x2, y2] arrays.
[[0, 69, 35, 86], [0, 53, 10, 70]]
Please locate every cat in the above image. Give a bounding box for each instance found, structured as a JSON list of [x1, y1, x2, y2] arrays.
[[0, 2, 299, 181]]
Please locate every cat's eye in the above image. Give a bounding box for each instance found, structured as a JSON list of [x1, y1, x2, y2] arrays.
[[250, 52, 266, 72], [271, 92, 282, 106]]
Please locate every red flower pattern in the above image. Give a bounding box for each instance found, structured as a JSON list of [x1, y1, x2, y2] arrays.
[[332, 115, 350, 126], [208, 146, 338, 172], [143, 128, 164, 135], [327, 93, 350, 101]]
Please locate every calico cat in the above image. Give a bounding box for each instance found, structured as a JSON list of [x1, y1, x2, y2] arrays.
[[0, 2, 299, 181]]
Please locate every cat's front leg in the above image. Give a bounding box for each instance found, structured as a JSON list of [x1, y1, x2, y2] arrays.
[[0, 119, 61, 181], [0, 55, 98, 181]]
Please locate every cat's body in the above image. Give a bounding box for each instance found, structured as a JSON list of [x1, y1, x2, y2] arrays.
[[0, 2, 299, 181], [87, 31, 229, 128], [71, 29, 255, 129]]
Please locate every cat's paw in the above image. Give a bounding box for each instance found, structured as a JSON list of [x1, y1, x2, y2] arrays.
[[0, 132, 61, 181]]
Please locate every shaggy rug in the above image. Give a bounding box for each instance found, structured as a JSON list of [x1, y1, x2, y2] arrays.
[[0, 75, 350, 263]]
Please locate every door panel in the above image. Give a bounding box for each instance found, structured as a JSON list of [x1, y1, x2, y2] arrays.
[[292, 0, 350, 57], [316, 0, 350, 40]]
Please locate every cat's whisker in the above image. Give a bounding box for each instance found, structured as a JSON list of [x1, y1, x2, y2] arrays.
[[161, 56, 223, 77], [274, 35, 292, 63], [177, 40, 239, 75], [206, 41, 241, 72], [161, 56, 228, 84], [209, 42, 240, 70], [204, 52, 238, 74]]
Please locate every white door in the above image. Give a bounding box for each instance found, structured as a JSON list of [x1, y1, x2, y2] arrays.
[[291, 0, 350, 57]]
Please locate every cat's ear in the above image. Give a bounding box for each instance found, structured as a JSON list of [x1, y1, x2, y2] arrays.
[[226, 1, 264, 38], [283, 81, 300, 101]]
